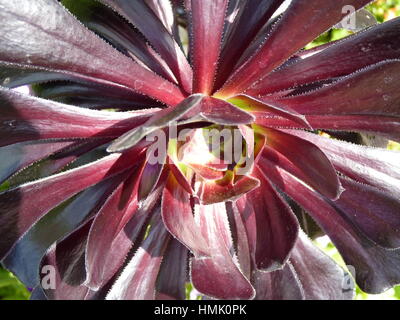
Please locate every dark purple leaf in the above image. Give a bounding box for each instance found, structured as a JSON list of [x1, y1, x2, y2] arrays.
[[285, 130, 400, 197], [257, 126, 342, 199], [191, 203, 255, 300], [40, 244, 90, 300], [106, 213, 170, 300], [107, 94, 204, 153], [260, 60, 400, 116], [253, 263, 305, 300], [98, 0, 192, 93], [162, 173, 209, 256], [2, 174, 122, 287], [258, 159, 400, 294], [254, 113, 400, 142], [217, 0, 372, 97], [290, 231, 354, 300], [0, 149, 144, 260], [188, 0, 229, 94], [0, 88, 153, 147], [62, 0, 177, 84], [216, 0, 285, 90], [235, 170, 299, 271], [199, 96, 255, 125], [0, 140, 76, 184], [248, 17, 400, 95], [0, 0, 184, 105], [156, 238, 188, 300]]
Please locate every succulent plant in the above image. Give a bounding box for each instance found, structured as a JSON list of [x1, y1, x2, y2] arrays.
[[0, 0, 399, 300]]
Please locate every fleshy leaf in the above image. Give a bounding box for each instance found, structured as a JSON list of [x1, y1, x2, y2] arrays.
[[2, 174, 122, 287], [254, 114, 400, 143], [257, 126, 341, 199], [0, 149, 144, 259], [248, 17, 400, 96], [62, 0, 177, 84], [285, 130, 400, 197], [40, 244, 90, 300], [253, 263, 305, 300], [217, 0, 373, 97], [191, 203, 255, 300], [260, 60, 400, 116], [199, 96, 255, 125], [290, 231, 354, 300], [98, 0, 192, 93], [188, 0, 229, 94], [0, 140, 77, 184], [0, 87, 154, 147], [258, 159, 400, 294], [197, 175, 260, 205], [230, 94, 310, 128], [107, 94, 204, 153], [0, 62, 75, 88], [216, 0, 285, 90], [235, 171, 299, 271], [0, 0, 184, 105], [106, 214, 170, 300], [33, 81, 159, 110], [156, 238, 188, 300], [85, 169, 141, 289], [162, 173, 209, 256], [86, 182, 164, 290]]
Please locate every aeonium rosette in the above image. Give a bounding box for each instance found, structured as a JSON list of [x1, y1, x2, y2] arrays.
[[0, 0, 400, 300]]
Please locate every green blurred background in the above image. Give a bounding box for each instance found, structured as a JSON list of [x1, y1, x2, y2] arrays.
[[1, 0, 400, 300]]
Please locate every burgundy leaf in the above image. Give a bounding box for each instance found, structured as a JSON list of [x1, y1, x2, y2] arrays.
[[0, 149, 144, 259], [191, 203, 255, 300], [231, 94, 310, 128], [254, 113, 400, 143], [85, 182, 164, 290], [0, 140, 77, 184], [62, 0, 177, 84], [216, 0, 285, 90], [107, 94, 204, 153], [2, 175, 122, 287], [161, 173, 209, 256], [85, 169, 141, 290], [145, 0, 177, 36], [235, 170, 299, 271], [199, 96, 255, 125], [98, 0, 192, 93], [253, 263, 305, 300], [290, 231, 354, 300], [217, 0, 372, 97], [260, 60, 400, 116], [0, 88, 154, 147], [248, 17, 400, 95], [0, 62, 75, 88], [156, 238, 188, 300], [188, 0, 229, 94], [138, 158, 165, 202], [54, 219, 93, 287], [258, 160, 400, 294], [197, 175, 260, 205], [226, 202, 251, 280], [257, 126, 342, 199], [40, 244, 90, 300], [0, 0, 184, 105], [285, 130, 400, 196], [333, 177, 400, 249], [34, 81, 160, 110], [106, 213, 170, 300]]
